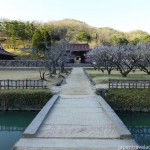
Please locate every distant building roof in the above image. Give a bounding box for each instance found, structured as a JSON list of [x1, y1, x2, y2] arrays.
[[70, 43, 90, 52], [0, 46, 16, 60], [0, 46, 16, 57]]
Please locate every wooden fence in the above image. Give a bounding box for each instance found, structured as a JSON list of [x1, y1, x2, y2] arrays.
[[0, 80, 47, 89], [109, 79, 150, 89]]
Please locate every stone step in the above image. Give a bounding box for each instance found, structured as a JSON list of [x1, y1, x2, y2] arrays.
[[13, 138, 138, 150], [36, 124, 119, 139]]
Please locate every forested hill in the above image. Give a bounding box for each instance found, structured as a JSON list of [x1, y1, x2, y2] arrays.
[[0, 18, 150, 50]]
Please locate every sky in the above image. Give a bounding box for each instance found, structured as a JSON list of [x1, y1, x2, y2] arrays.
[[0, 0, 150, 33]]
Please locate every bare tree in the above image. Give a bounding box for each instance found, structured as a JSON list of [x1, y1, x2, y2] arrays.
[[88, 44, 139, 77], [39, 69, 46, 80], [110, 44, 137, 77], [136, 42, 150, 75], [87, 45, 115, 74], [42, 60, 52, 77], [44, 39, 72, 76]]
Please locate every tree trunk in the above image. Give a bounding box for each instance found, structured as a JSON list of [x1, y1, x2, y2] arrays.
[[121, 74, 127, 77], [49, 70, 52, 77], [142, 67, 150, 75], [60, 62, 64, 73], [116, 64, 132, 77], [52, 61, 56, 74], [146, 71, 150, 75], [121, 72, 128, 77], [107, 70, 111, 75], [137, 64, 150, 75], [39, 71, 46, 80]]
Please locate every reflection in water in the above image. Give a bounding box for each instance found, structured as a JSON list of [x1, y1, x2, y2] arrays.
[[129, 126, 150, 146], [117, 112, 150, 148], [0, 111, 38, 150], [0, 126, 24, 131]]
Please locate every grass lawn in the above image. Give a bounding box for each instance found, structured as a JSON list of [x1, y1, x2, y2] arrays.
[[2, 43, 40, 60], [6, 48, 30, 55], [5, 48, 40, 60], [0, 70, 42, 80], [86, 69, 150, 84], [0, 70, 68, 88]]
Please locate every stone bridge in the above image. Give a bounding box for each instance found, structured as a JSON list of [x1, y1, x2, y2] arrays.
[[13, 68, 137, 150]]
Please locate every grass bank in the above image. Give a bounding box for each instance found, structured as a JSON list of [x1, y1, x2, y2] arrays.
[[86, 69, 150, 84], [0, 89, 52, 111], [96, 89, 150, 112]]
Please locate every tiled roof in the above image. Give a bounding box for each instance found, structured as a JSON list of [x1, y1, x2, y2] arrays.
[[0, 46, 16, 57], [70, 44, 90, 52]]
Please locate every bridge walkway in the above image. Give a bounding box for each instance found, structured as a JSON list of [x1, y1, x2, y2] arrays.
[[13, 68, 137, 150]]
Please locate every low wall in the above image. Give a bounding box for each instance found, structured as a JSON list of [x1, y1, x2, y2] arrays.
[[0, 60, 92, 68], [0, 60, 44, 67]]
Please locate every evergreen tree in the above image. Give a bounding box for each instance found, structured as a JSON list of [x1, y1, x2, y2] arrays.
[[75, 31, 92, 43], [111, 36, 128, 45], [32, 29, 51, 54]]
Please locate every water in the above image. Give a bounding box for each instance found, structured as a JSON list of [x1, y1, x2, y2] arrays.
[[0, 111, 149, 150], [117, 112, 150, 148], [0, 111, 38, 150]]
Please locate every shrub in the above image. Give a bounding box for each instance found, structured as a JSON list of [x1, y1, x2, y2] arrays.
[[0, 89, 52, 110], [96, 89, 150, 111]]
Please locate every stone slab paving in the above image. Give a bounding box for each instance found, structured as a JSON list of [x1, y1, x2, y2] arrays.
[[13, 138, 138, 150], [61, 68, 94, 95], [13, 68, 138, 150], [95, 83, 108, 89]]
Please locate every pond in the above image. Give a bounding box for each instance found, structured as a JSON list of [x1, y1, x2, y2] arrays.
[[0, 111, 38, 150], [117, 112, 150, 148], [0, 111, 150, 150]]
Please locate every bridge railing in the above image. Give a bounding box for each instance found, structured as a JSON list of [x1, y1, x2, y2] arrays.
[[109, 79, 150, 89]]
